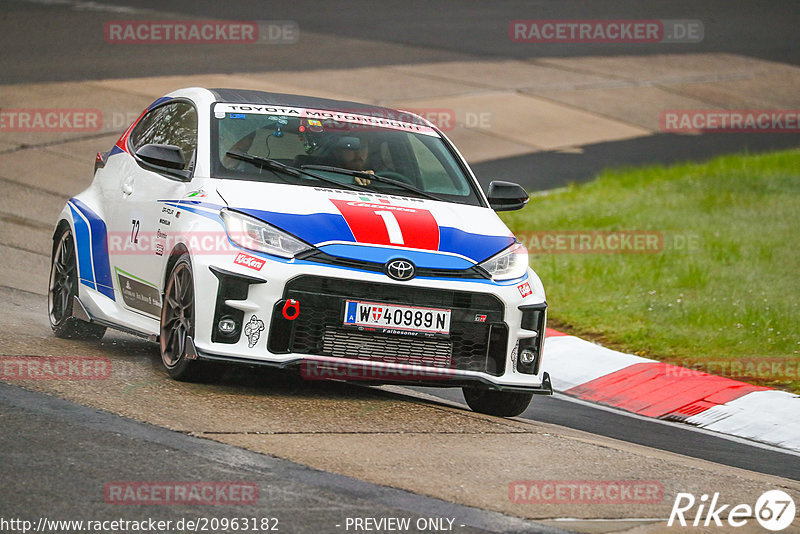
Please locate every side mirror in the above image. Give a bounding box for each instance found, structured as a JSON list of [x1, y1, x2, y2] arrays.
[[486, 181, 529, 211], [135, 143, 186, 170]]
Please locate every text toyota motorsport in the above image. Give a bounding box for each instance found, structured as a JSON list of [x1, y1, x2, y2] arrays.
[[48, 88, 552, 417]]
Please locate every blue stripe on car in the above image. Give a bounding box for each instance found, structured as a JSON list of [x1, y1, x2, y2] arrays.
[[233, 207, 512, 263], [69, 204, 96, 290], [231, 208, 356, 245], [318, 243, 474, 270], [438, 227, 516, 263], [149, 96, 172, 109], [69, 198, 115, 301]]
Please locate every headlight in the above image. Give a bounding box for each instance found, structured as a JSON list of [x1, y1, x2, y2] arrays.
[[221, 209, 312, 259], [479, 242, 529, 281]]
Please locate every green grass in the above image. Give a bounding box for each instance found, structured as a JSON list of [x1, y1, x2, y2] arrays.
[[500, 149, 800, 392]]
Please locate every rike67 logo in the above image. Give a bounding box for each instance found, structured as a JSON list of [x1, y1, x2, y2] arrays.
[[668, 490, 796, 531]]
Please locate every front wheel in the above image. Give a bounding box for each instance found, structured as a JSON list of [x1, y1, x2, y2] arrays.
[[160, 254, 203, 381], [462, 387, 533, 417], [48, 227, 106, 340]]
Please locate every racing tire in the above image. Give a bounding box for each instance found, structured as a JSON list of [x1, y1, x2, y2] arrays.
[[462, 387, 533, 418], [48, 227, 106, 340], [160, 254, 204, 381]]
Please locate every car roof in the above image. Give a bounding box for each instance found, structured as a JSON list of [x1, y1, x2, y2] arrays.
[[208, 88, 430, 125]]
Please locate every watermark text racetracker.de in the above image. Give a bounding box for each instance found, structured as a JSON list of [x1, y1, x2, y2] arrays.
[[110, 230, 240, 256], [661, 110, 800, 133], [104, 481, 258, 505], [103, 20, 299, 44], [517, 231, 701, 254], [301, 360, 457, 382], [0, 516, 279, 533], [510, 19, 703, 43], [667, 359, 800, 383], [0, 109, 101, 132], [509, 480, 663, 504], [0, 356, 111, 380]]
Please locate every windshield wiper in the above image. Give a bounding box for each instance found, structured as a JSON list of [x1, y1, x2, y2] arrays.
[[301, 164, 445, 202], [225, 152, 370, 192]]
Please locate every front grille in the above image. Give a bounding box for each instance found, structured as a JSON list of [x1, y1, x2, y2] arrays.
[[268, 276, 507, 375], [322, 327, 452, 367]]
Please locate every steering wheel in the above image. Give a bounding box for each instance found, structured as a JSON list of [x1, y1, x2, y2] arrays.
[[376, 170, 415, 186]]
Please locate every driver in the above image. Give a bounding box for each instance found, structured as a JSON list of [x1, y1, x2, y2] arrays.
[[331, 134, 373, 185], [333, 135, 370, 171]]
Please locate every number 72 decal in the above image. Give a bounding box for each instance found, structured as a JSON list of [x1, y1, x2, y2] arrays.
[[330, 199, 440, 250]]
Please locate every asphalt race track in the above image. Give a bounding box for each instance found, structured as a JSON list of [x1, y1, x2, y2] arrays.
[[1, 1, 799, 533]]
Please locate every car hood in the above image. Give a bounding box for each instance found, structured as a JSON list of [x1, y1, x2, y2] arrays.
[[216, 182, 516, 267]]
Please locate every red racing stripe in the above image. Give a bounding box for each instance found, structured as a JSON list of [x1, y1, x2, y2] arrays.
[[565, 362, 769, 419]]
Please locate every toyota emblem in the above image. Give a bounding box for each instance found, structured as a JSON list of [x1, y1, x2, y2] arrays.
[[385, 259, 415, 281]]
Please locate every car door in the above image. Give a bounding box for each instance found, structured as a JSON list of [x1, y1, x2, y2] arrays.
[[109, 100, 198, 319]]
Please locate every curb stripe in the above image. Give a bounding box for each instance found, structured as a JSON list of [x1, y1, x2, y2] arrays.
[[543, 329, 799, 451], [565, 362, 768, 418]]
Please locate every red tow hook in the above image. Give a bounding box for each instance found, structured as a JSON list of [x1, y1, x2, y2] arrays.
[[282, 299, 300, 320]]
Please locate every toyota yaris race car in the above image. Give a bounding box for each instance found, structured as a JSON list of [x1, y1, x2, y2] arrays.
[[48, 88, 552, 417]]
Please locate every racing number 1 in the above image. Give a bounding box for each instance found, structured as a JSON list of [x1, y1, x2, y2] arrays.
[[374, 210, 403, 245], [330, 199, 440, 250]]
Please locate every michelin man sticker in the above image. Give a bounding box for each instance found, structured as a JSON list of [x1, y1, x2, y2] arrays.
[[244, 315, 265, 348]]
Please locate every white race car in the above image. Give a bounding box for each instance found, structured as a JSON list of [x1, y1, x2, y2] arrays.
[[48, 88, 551, 417]]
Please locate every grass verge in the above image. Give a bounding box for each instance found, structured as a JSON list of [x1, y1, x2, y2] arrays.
[[501, 149, 800, 393]]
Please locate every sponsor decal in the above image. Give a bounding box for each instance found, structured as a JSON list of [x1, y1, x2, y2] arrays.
[[243, 315, 265, 348], [234, 252, 265, 271], [215, 103, 439, 136], [158, 218, 171, 226], [510, 342, 519, 373], [517, 282, 532, 298], [116, 269, 162, 316], [186, 189, 208, 199]]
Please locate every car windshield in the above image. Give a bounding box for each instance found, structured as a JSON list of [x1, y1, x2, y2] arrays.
[[210, 103, 482, 206]]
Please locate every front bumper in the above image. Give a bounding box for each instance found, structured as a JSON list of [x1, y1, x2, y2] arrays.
[[191, 255, 551, 394]]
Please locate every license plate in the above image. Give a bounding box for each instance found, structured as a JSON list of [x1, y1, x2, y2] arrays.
[[343, 300, 451, 335]]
